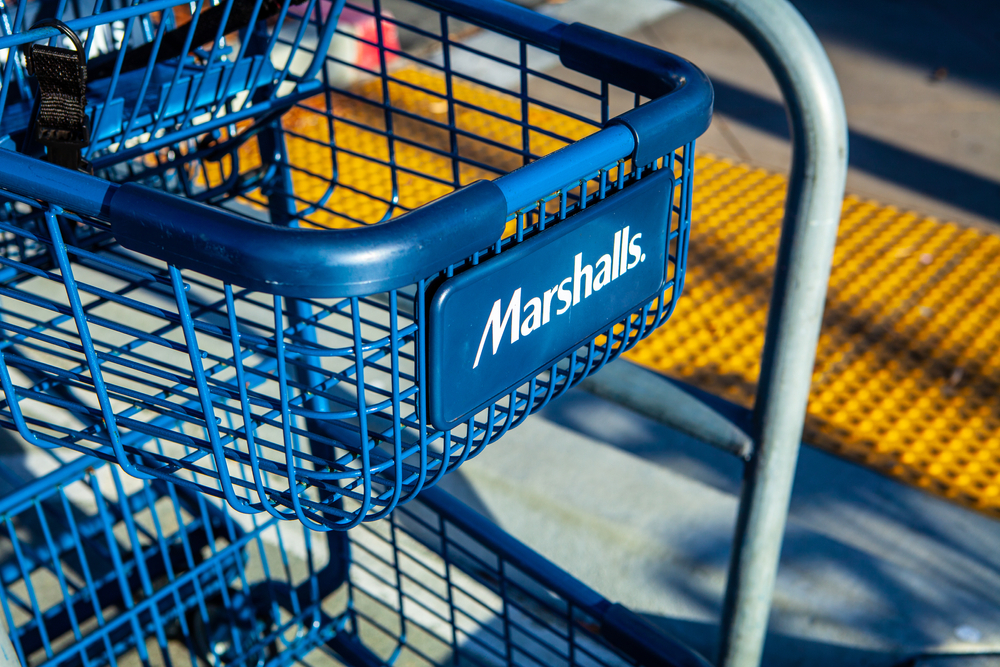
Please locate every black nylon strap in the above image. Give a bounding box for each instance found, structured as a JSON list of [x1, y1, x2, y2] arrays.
[[31, 44, 88, 146], [25, 20, 92, 172]]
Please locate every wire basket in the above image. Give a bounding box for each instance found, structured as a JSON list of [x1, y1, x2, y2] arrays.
[[0, 0, 337, 291], [0, 0, 713, 529], [0, 0, 335, 163], [0, 451, 711, 667], [0, 453, 239, 667]]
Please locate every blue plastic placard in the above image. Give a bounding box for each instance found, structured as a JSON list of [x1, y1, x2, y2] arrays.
[[428, 168, 674, 429]]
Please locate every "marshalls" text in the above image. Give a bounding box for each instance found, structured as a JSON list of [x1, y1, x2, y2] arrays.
[[473, 225, 646, 369]]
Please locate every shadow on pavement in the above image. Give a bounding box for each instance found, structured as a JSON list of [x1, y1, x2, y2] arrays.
[[539, 387, 1000, 663], [794, 0, 1000, 95], [643, 614, 908, 667], [711, 78, 1000, 225]]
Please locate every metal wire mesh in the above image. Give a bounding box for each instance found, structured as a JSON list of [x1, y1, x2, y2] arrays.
[[0, 453, 245, 667], [339, 493, 643, 667], [0, 0, 698, 528], [0, 0, 334, 169], [0, 453, 647, 667]]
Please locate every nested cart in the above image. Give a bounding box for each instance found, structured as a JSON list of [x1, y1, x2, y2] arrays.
[[0, 0, 847, 665], [0, 448, 710, 667], [0, 0, 715, 663]]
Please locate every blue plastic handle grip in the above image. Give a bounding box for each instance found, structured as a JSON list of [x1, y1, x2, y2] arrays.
[[0, 1, 713, 299], [560, 23, 714, 166], [0, 149, 118, 218], [108, 180, 508, 298]]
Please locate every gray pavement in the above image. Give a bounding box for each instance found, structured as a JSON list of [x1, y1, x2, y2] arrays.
[[630, 0, 999, 230], [440, 375, 1000, 667]]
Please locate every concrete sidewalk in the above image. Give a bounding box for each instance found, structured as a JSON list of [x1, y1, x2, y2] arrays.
[[630, 0, 999, 230], [439, 378, 1000, 666]]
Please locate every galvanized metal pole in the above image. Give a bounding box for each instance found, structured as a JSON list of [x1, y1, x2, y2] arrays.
[[679, 1, 848, 665]]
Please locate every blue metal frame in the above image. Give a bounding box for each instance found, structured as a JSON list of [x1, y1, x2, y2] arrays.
[[0, 452, 241, 667], [0, 450, 712, 667], [0, 0, 848, 664], [0, 0, 712, 530]]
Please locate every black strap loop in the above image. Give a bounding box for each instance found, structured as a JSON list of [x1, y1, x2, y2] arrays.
[[26, 19, 91, 173]]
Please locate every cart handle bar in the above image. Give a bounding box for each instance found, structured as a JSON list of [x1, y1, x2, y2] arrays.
[[0, 21, 711, 298]]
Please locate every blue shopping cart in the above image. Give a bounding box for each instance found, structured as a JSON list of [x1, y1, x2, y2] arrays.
[[0, 449, 711, 667], [0, 0, 711, 531]]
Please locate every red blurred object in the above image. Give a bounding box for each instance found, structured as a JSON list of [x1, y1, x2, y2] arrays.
[[342, 7, 401, 71], [291, 4, 401, 72]]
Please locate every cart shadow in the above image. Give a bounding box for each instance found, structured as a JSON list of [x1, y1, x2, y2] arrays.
[[709, 78, 1000, 226], [539, 388, 1000, 664], [683, 0, 1000, 226], [639, 614, 908, 667], [0, 428, 33, 495], [793, 0, 1000, 97]]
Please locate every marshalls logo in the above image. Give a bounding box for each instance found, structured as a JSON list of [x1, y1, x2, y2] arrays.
[[473, 225, 645, 369]]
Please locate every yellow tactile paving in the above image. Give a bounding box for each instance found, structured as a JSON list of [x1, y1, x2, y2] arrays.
[[220, 67, 1000, 518], [627, 158, 1000, 517], [215, 68, 592, 230]]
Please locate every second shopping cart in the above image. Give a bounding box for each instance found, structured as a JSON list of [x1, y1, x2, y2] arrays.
[[0, 0, 713, 529], [0, 448, 711, 667]]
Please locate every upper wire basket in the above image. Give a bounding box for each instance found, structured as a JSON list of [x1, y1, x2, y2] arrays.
[[0, 0, 713, 529]]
